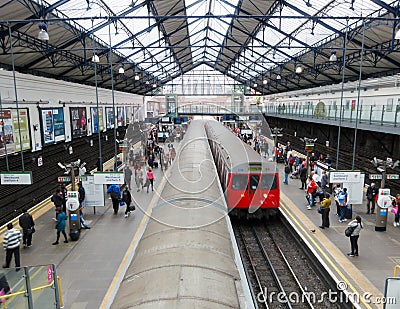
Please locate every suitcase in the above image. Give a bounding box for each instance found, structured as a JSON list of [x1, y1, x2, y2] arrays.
[[154, 161, 159, 168], [345, 205, 352, 219]]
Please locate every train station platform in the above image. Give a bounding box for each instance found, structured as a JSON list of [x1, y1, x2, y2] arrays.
[[0, 156, 168, 309], [277, 163, 400, 309]]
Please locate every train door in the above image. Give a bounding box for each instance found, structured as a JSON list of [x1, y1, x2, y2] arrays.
[[248, 174, 260, 208]]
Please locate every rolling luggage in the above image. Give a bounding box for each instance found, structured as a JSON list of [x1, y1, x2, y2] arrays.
[[153, 161, 159, 168], [345, 205, 352, 219]]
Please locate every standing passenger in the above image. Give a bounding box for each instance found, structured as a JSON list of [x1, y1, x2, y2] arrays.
[[283, 162, 290, 185], [338, 188, 348, 223], [52, 207, 68, 245], [347, 216, 363, 257], [391, 194, 400, 227], [319, 193, 331, 229], [19, 209, 35, 248], [2, 223, 22, 268], [124, 166, 132, 190], [366, 183, 378, 214]]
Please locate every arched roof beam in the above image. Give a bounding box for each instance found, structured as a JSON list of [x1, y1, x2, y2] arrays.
[[216, 0, 281, 72], [370, 0, 399, 16], [43, 0, 72, 17], [215, 16, 335, 83], [86, 1, 146, 35]]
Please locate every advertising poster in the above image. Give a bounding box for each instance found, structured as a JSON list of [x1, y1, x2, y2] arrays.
[[12, 109, 30, 152], [105, 107, 115, 130], [40, 108, 65, 145], [117, 107, 125, 126], [91, 107, 104, 133], [70, 107, 87, 138], [125, 106, 130, 124], [0, 109, 31, 155]]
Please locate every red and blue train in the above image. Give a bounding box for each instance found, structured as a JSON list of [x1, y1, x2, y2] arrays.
[[205, 120, 280, 218]]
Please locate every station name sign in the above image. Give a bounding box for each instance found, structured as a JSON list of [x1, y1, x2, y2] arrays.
[[93, 172, 124, 184], [0, 172, 32, 185], [329, 171, 361, 183]]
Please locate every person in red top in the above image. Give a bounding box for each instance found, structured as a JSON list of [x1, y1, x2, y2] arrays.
[[306, 175, 317, 210], [146, 167, 155, 193]]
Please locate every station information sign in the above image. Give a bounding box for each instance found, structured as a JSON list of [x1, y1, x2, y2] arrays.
[[93, 172, 124, 184], [0, 172, 32, 185]]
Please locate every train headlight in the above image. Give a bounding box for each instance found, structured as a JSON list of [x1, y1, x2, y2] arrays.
[[263, 194, 267, 198], [241, 194, 245, 197]]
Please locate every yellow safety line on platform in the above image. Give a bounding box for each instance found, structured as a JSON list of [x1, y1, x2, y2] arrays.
[[99, 171, 168, 309], [280, 194, 378, 309]]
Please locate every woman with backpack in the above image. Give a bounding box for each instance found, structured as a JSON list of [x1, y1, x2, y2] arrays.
[[347, 215, 363, 257], [107, 184, 121, 215]]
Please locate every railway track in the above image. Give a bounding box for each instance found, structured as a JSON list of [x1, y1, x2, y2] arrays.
[[233, 218, 340, 309]]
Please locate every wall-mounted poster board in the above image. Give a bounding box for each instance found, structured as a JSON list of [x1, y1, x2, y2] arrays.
[[125, 106, 131, 124], [70, 107, 87, 138], [105, 107, 115, 130], [40, 108, 65, 145], [117, 107, 125, 127], [0, 108, 31, 155], [91, 107, 104, 134]]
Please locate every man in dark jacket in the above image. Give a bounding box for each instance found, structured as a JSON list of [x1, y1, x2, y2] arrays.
[[51, 189, 63, 209], [299, 165, 308, 190], [18, 209, 35, 248], [366, 183, 379, 214], [78, 183, 90, 229]]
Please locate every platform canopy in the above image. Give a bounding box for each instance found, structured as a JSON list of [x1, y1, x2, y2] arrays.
[[0, 0, 399, 95]]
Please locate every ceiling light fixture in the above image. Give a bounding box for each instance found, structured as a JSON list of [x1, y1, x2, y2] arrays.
[[295, 66, 303, 74], [329, 51, 337, 62], [118, 65, 125, 74], [38, 23, 49, 41], [276, 74, 281, 80], [263, 79, 268, 85], [92, 53, 99, 63], [395, 26, 400, 40]]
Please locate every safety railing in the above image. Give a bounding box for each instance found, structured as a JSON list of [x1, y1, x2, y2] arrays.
[[264, 104, 399, 127], [0, 264, 62, 308], [394, 265, 400, 277], [177, 104, 261, 115]]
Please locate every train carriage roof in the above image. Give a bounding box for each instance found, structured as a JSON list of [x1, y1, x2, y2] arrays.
[[206, 120, 276, 173]]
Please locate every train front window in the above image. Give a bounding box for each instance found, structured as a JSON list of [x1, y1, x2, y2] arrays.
[[249, 175, 259, 190], [231, 175, 248, 190], [261, 174, 277, 190]]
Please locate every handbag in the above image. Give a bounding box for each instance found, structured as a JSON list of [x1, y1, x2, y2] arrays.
[[27, 227, 35, 234], [317, 207, 322, 214], [391, 207, 398, 214]]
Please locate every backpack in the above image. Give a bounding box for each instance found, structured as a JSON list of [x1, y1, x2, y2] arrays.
[[345, 225, 356, 237], [110, 191, 120, 200]]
